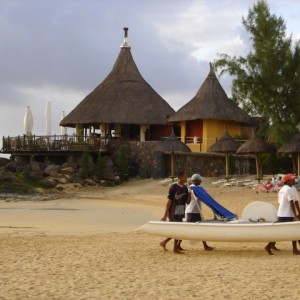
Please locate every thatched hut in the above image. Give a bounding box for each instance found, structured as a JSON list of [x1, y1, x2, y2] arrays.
[[156, 128, 191, 179], [168, 63, 252, 152], [208, 130, 241, 180], [278, 133, 300, 175], [236, 132, 274, 182], [60, 28, 174, 142]]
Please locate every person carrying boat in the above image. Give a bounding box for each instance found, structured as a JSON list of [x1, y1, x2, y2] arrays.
[[160, 171, 191, 254], [265, 174, 300, 255], [185, 173, 214, 251]]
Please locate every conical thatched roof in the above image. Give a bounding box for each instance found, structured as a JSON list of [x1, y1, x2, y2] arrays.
[[236, 132, 274, 154], [208, 130, 240, 153], [168, 63, 251, 123], [156, 128, 191, 152], [278, 133, 300, 153], [60, 28, 174, 127]]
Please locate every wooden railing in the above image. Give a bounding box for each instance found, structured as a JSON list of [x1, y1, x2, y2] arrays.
[[1, 134, 110, 153]]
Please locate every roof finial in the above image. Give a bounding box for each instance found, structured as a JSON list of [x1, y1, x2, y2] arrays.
[[208, 62, 216, 77], [120, 27, 131, 49]]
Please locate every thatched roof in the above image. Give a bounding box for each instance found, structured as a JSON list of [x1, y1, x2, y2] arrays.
[[278, 133, 300, 153], [156, 129, 191, 152], [60, 28, 174, 127], [168, 63, 251, 123], [208, 130, 240, 153], [236, 132, 274, 154]]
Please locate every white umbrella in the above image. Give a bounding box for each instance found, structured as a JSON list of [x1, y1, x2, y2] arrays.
[[45, 101, 51, 136], [24, 106, 33, 135], [60, 111, 67, 135]]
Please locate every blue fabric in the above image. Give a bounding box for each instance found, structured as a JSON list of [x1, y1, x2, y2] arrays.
[[191, 186, 236, 220]]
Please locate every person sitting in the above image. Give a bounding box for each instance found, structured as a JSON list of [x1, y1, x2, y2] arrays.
[[257, 179, 274, 193]]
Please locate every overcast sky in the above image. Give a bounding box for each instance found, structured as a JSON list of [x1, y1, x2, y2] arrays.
[[1, 0, 300, 155]]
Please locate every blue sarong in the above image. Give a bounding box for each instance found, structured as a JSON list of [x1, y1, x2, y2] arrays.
[[191, 185, 236, 220]]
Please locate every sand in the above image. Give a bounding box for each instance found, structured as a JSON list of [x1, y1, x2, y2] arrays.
[[0, 177, 299, 299]]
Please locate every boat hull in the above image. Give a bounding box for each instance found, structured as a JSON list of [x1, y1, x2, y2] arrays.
[[135, 221, 300, 242]]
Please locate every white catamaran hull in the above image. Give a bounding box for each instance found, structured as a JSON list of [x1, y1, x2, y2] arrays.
[[135, 221, 300, 242]]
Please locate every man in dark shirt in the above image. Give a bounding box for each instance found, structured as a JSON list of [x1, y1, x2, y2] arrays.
[[160, 171, 191, 254]]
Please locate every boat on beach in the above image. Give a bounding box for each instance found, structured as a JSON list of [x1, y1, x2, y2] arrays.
[[136, 220, 300, 242], [136, 201, 300, 242]]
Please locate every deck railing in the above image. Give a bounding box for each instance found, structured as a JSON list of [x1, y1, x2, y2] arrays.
[[1, 134, 110, 153]]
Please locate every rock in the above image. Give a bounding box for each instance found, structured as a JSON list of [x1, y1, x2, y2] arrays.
[[62, 161, 78, 169], [60, 167, 76, 175], [27, 170, 44, 180], [0, 157, 10, 168], [6, 161, 21, 172], [83, 179, 97, 186], [103, 156, 115, 180], [55, 185, 64, 191], [57, 177, 71, 184], [44, 164, 62, 177], [43, 177, 59, 185], [30, 161, 45, 172]]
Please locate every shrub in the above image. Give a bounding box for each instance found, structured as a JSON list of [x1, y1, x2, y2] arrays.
[[95, 153, 105, 179], [117, 145, 129, 176]]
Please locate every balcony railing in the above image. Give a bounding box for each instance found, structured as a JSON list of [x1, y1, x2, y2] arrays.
[[1, 134, 110, 153]]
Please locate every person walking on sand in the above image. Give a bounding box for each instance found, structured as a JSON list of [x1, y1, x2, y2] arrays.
[[265, 174, 300, 255], [160, 171, 191, 254], [185, 173, 214, 251]]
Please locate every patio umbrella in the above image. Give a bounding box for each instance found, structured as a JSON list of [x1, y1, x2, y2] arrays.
[[24, 106, 33, 135], [156, 128, 191, 180], [236, 132, 274, 183], [60, 111, 67, 135], [208, 130, 240, 181], [278, 133, 300, 175], [45, 101, 51, 136]]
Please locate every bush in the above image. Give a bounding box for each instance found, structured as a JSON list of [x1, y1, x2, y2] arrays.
[[80, 148, 91, 178], [117, 145, 129, 176], [95, 153, 105, 179]]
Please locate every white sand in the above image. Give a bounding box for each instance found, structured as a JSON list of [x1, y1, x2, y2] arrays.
[[0, 177, 299, 299]]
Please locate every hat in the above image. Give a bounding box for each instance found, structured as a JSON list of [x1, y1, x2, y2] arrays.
[[191, 174, 203, 181], [281, 174, 297, 183]]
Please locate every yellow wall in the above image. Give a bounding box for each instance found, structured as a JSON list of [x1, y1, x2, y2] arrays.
[[181, 119, 242, 153], [202, 120, 241, 152], [186, 143, 203, 152]]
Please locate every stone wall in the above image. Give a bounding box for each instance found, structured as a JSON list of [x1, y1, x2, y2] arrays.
[[108, 141, 255, 179]]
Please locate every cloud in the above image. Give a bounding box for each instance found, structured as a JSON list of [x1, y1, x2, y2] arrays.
[[0, 0, 299, 155]]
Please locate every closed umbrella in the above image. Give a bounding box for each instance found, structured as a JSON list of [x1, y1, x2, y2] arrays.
[[236, 132, 274, 183], [24, 106, 33, 135], [208, 130, 240, 181], [60, 111, 67, 135], [278, 133, 300, 175], [45, 101, 51, 136]]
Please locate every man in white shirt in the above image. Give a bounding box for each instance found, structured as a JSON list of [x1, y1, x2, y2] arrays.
[[185, 174, 214, 251], [265, 174, 300, 255]]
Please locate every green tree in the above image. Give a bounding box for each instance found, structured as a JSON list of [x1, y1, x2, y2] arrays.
[[214, 0, 300, 145], [95, 153, 105, 179], [117, 144, 129, 177], [80, 148, 91, 178]]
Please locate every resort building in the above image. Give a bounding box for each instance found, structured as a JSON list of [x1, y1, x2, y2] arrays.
[[168, 63, 253, 152], [60, 28, 174, 143]]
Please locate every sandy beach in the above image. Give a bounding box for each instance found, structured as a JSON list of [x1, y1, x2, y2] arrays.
[[0, 177, 299, 299]]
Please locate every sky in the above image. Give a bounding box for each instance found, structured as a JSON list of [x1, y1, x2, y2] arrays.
[[1, 0, 300, 156]]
